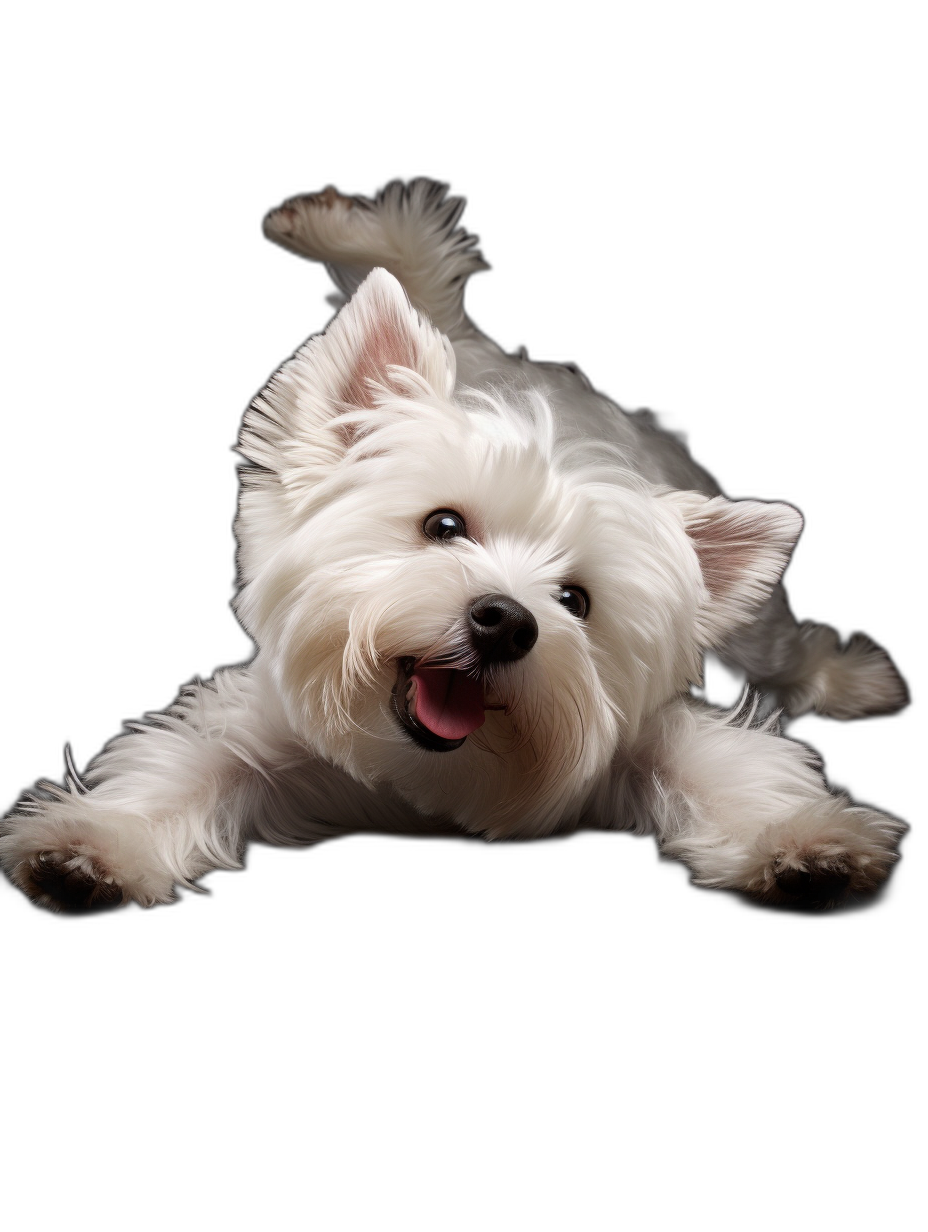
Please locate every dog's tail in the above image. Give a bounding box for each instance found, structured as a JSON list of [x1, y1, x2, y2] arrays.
[[262, 179, 488, 337]]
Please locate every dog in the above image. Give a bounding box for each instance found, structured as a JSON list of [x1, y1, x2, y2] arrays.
[[0, 178, 909, 912]]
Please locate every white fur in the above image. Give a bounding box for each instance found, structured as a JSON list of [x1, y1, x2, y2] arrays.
[[1, 192, 905, 911]]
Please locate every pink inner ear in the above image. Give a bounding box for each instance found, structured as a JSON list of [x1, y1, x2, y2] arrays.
[[687, 508, 755, 599], [342, 311, 416, 410]]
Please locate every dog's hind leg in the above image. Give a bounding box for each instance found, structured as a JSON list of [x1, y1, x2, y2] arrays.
[[263, 179, 488, 337], [718, 582, 908, 719]]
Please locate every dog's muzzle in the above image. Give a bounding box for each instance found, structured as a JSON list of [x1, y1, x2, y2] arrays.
[[392, 657, 485, 752], [392, 595, 537, 753], [467, 594, 538, 663]]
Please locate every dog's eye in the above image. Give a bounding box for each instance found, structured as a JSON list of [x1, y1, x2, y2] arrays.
[[423, 509, 467, 541], [557, 585, 590, 620]]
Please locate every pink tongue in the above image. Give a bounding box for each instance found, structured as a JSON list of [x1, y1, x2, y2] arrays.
[[412, 668, 485, 741]]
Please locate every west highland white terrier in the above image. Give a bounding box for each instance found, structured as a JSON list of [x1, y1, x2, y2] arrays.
[[1, 179, 909, 912]]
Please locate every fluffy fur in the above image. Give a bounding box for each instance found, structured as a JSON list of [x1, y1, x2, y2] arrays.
[[1, 179, 908, 911]]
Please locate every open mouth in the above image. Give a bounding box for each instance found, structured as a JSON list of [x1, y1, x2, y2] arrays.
[[392, 657, 488, 752]]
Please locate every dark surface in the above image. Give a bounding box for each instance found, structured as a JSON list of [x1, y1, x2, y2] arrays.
[[5, 67, 921, 1020]]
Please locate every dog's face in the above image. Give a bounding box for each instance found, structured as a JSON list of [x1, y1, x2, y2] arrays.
[[234, 270, 801, 836]]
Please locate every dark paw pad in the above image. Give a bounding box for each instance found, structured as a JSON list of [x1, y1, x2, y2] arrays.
[[775, 864, 851, 906], [29, 851, 123, 911]]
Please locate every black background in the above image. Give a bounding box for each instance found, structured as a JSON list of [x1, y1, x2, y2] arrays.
[[5, 52, 921, 1025]]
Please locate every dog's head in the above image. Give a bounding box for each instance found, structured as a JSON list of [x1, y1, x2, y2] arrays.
[[234, 270, 801, 836]]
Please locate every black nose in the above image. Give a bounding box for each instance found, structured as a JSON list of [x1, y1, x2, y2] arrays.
[[468, 593, 538, 663]]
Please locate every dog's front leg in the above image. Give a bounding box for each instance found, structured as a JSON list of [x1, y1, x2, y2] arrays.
[[0, 667, 299, 911], [636, 698, 905, 907]]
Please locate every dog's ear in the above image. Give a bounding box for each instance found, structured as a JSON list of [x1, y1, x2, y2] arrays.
[[241, 267, 455, 472], [664, 491, 803, 642]]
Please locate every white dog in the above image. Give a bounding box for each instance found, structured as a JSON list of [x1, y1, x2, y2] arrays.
[[1, 179, 908, 911]]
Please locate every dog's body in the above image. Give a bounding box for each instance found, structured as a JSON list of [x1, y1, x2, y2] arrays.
[[1, 180, 908, 911]]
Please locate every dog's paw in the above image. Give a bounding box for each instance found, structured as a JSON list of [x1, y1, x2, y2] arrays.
[[748, 800, 905, 908], [779, 627, 909, 719], [769, 847, 855, 906], [21, 847, 125, 912], [1, 803, 175, 912]]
